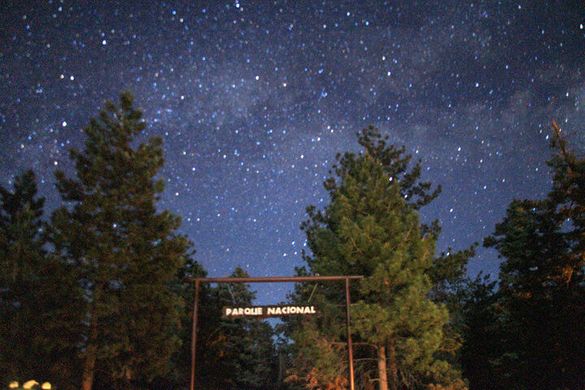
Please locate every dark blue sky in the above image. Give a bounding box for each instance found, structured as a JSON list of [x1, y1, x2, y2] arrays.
[[1, 1, 584, 302]]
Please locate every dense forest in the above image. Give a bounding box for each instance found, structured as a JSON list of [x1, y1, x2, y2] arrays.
[[1, 93, 583, 389]]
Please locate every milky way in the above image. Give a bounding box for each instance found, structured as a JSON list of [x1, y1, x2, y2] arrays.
[[1, 1, 584, 302]]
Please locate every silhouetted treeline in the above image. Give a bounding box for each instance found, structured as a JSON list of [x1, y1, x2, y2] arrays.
[[0, 93, 278, 390], [458, 121, 585, 390], [1, 94, 583, 389]]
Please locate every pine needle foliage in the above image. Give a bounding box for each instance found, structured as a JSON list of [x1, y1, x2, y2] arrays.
[[292, 126, 467, 390], [50, 92, 190, 389]]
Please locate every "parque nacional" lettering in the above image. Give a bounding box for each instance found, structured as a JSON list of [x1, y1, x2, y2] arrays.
[[223, 305, 317, 318]]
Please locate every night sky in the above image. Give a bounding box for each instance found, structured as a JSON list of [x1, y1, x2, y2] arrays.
[[1, 1, 584, 303]]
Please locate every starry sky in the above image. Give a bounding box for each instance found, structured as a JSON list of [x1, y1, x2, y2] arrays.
[[1, 1, 584, 303]]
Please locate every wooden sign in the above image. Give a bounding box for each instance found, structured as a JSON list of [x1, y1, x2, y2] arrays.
[[222, 305, 317, 318]]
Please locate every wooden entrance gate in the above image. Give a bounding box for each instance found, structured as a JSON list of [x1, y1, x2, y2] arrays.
[[187, 275, 363, 390]]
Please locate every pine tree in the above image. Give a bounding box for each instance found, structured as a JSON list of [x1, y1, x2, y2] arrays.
[[0, 171, 82, 388], [165, 253, 207, 389], [293, 126, 468, 390], [457, 275, 506, 390], [200, 267, 277, 389], [484, 121, 585, 389], [50, 92, 190, 389], [0, 170, 47, 382], [284, 283, 349, 390]]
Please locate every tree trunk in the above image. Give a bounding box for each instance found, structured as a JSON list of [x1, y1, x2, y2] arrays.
[[388, 339, 399, 390], [81, 298, 99, 390], [378, 344, 389, 390]]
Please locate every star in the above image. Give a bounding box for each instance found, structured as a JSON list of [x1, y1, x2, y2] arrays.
[[1, 0, 584, 304]]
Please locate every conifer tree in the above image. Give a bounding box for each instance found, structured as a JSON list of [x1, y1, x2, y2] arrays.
[[0, 170, 47, 382], [484, 121, 585, 389], [0, 170, 81, 388], [50, 92, 190, 389], [457, 275, 505, 390], [284, 282, 349, 390], [166, 254, 208, 389], [293, 126, 468, 390], [199, 267, 277, 389]]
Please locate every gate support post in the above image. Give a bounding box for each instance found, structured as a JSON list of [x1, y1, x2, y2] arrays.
[[345, 277, 355, 390], [190, 279, 200, 390]]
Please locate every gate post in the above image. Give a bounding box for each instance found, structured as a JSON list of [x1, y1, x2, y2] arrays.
[[345, 277, 355, 390], [190, 279, 200, 390]]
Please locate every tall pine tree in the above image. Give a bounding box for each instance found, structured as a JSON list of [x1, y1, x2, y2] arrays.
[[0, 170, 82, 388], [197, 267, 277, 389], [484, 121, 585, 389], [50, 92, 190, 389], [457, 275, 505, 390], [293, 126, 468, 390], [0, 171, 48, 383], [164, 253, 207, 389]]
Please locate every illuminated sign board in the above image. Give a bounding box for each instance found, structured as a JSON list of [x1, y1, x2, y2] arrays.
[[222, 305, 317, 318]]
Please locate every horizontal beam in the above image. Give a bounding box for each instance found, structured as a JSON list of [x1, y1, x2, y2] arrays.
[[186, 275, 364, 284]]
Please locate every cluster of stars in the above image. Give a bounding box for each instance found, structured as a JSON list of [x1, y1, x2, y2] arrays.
[[1, 1, 584, 302]]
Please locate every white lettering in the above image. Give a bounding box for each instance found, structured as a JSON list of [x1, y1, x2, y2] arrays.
[[226, 305, 317, 317]]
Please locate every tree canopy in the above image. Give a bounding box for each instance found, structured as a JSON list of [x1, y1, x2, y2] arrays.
[[289, 126, 468, 390], [50, 92, 190, 389], [482, 121, 585, 389]]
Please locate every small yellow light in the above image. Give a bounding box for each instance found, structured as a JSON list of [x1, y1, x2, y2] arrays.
[[41, 383, 52, 390], [23, 379, 39, 389], [8, 381, 19, 389]]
